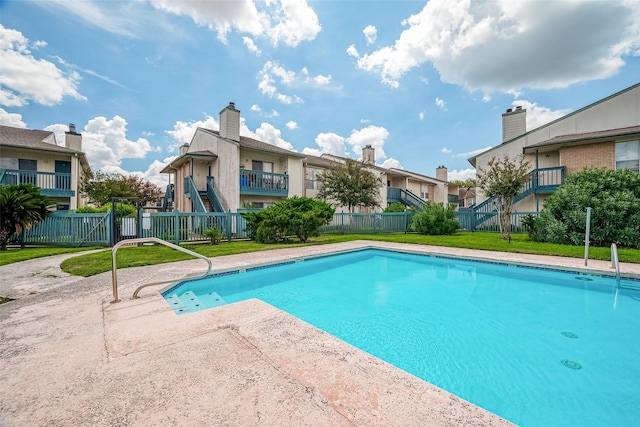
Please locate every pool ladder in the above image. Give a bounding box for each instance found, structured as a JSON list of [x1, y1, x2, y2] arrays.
[[611, 243, 621, 288], [110, 237, 213, 303]]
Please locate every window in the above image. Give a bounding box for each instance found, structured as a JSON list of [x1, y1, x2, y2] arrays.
[[251, 160, 273, 173], [306, 167, 322, 190], [615, 140, 639, 171]]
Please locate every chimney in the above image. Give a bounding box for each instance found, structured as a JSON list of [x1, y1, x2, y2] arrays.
[[219, 102, 240, 142], [362, 145, 375, 165], [502, 106, 526, 143], [436, 165, 447, 181], [64, 123, 82, 151], [180, 143, 189, 155]]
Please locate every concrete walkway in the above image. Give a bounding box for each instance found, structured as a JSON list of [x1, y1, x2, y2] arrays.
[[1, 241, 638, 426]]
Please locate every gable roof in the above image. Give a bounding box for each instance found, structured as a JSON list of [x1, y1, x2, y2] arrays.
[[523, 125, 640, 153], [200, 128, 306, 158], [0, 125, 81, 155]]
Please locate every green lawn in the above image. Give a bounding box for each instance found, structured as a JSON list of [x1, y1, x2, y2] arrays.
[[2, 233, 638, 278], [57, 232, 640, 277]]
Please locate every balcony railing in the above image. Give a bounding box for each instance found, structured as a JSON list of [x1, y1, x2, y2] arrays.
[[239, 169, 288, 196], [0, 169, 74, 197]]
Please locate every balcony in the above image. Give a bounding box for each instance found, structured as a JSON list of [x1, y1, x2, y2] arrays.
[[240, 169, 288, 196], [0, 169, 74, 197]]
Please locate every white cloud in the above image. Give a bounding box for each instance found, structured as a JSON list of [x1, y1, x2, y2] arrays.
[[246, 122, 295, 151], [166, 115, 219, 152], [250, 104, 261, 111], [140, 158, 176, 187], [242, 37, 261, 55], [0, 25, 85, 107], [448, 168, 477, 181], [258, 60, 330, 104], [512, 99, 571, 131], [457, 146, 494, 158], [441, 147, 452, 154], [347, 125, 390, 160], [150, 0, 321, 47], [363, 25, 377, 45], [355, 0, 640, 93], [311, 132, 347, 156], [286, 121, 298, 130], [380, 158, 402, 169], [435, 97, 447, 110], [346, 44, 359, 58], [419, 111, 425, 120], [0, 108, 27, 127]]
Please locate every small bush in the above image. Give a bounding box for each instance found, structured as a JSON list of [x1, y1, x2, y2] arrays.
[[204, 228, 222, 245], [411, 202, 459, 235], [384, 202, 407, 212], [242, 196, 335, 243]]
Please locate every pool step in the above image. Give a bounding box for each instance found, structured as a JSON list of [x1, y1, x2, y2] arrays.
[[164, 291, 226, 314]]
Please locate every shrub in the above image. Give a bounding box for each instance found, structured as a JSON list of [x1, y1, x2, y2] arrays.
[[384, 202, 407, 212], [411, 202, 459, 235], [242, 196, 335, 243], [533, 168, 640, 248], [204, 228, 222, 245]]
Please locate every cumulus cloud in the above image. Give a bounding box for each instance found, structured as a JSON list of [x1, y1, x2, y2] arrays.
[[419, 111, 425, 120], [0, 108, 27, 127], [242, 36, 261, 55], [346, 44, 359, 58], [448, 168, 477, 181], [435, 97, 447, 110], [347, 125, 390, 160], [380, 158, 402, 169], [355, 0, 640, 92], [286, 121, 298, 130], [457, 146, 494, 158], [363, 25, 377, 45], [512, 99, 571, 131], [150, 0, 320, 48], [245, 122, 295, 151], [166, 115, 219, 152], [258, 60, 330, 103], [0, 25, 85, 107], [441, 147, 452, 154]]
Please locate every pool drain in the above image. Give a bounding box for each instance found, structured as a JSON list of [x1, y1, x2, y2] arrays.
[[561, 360, 582, 370], [561, 331, 579, 339]]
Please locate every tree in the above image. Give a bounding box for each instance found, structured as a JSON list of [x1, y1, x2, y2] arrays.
[[530, 168, 640, 248], [242, 197, 335, 243], [477, 154, 530, 241], [316, 159, 382, 212], [0, 184, 55, 250], [451, 178, 477, 189], [410, 202, 460, 235], [81, 170, 163, 206]]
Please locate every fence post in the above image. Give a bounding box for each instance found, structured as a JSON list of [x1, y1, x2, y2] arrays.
[[174, 210, 180, 245], [70, 210, 76, 245]]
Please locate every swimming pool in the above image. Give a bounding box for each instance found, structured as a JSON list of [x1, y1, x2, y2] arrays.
[[162, 249, 640, 426]]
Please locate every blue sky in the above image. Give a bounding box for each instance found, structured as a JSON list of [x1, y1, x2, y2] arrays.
[[2, 0, 639, 187]]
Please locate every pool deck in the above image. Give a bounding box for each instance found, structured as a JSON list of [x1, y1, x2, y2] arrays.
[[1, 241, 638, 426]]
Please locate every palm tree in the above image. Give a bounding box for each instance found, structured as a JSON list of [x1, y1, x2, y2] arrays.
[[0, 184, 55, 250]]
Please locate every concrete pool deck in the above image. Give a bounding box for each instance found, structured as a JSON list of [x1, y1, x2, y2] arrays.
[[1, 240, 639, 426]]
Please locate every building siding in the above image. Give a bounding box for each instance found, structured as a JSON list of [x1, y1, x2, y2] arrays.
[[560, 141, 614, 175]]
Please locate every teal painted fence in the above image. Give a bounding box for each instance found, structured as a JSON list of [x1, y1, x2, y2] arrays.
[[9, 210, 536, 247], [12, 211, 111, 247]]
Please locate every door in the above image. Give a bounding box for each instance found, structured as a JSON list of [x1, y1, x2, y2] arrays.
[[55, 160, 71, 189]]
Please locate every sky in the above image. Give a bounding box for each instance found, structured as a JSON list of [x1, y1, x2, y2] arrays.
[[1, 0, 639, 188]]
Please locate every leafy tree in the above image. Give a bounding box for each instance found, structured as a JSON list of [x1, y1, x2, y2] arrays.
[[451, 178, 477, 188], [410, 202, 460, 235], [477, 154, 530, 241], [242, 197, 335, 243], [0, 184, 55, 250], [316, 159, 382, 212], [530, 168, 640, 248], [81, 170, 162, 206]]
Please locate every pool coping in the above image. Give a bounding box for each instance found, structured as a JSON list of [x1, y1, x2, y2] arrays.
[[2, 240, 640, 426]]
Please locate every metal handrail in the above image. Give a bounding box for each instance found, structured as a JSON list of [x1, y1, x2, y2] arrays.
[[110, 237, 213, 303], [611, 243, 621, 287]]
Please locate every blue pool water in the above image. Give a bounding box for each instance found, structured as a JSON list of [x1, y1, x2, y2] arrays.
[[163, 249, 640, 426]]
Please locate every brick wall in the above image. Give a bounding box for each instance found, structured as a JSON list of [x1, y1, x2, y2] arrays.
[[560, 141, 615, 175]]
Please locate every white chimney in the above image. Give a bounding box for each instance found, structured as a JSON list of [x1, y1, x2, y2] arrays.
[[64, 123, 82, 151], [502, 107, 526, 143], [362, 145, 375, 165], [179, 143, 189, 155], [436, 165, 447, 181], [219, 102, 240, 142]]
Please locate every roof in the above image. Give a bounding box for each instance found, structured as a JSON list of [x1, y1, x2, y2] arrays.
[[467, 82, 640, 164], [303, 154, 345, 168], [200, 128, 307, 158], [522, 125, 640, 153], [0, 125, 81, 155]]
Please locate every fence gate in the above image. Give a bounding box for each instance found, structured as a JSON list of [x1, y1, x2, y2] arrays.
[[111, 197, 141, 245]]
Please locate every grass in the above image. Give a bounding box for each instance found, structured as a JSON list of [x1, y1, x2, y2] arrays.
[[0, 246, 104, 266], [54, 232, 640, 277]]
